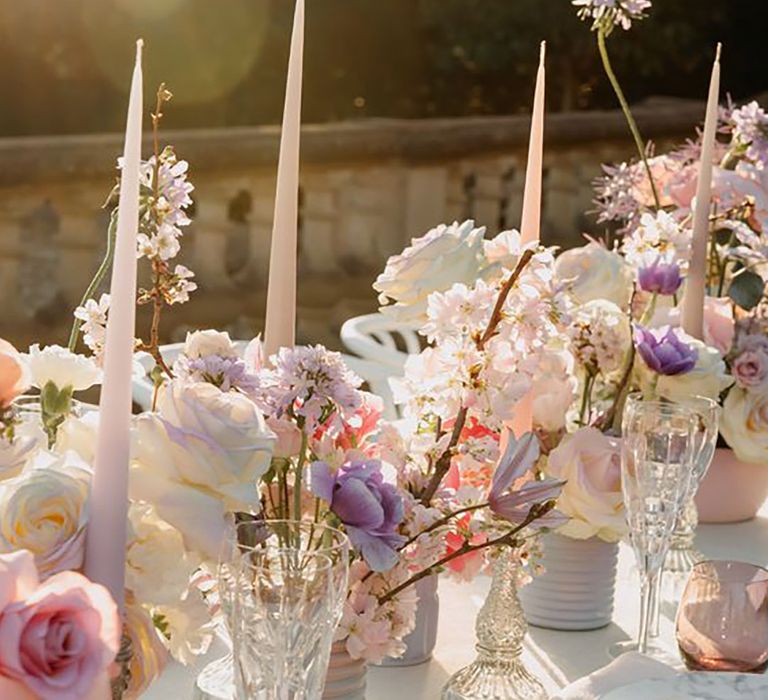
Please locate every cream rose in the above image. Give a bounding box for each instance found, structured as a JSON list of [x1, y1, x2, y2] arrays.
[[131, 381, 274, 558], [183, 329, 238, 359], [0, 450, 91, 577], [648, 335, 733, 402], [545, 427, 626, 542], [555, 241, 633, 309], [374, 219, 486, 323], [55, 410, 101, 464], [720, 386, 768, 464], [126, 502, 200, 607], [0, 421, 44, 482], [24, 344, 101, 392]]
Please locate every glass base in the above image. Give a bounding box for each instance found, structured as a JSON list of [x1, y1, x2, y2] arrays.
[[195, 653, 234, 700], [664, 544, 704, 574], [441, 654, 547, 700], [608, 640, 679, 664]]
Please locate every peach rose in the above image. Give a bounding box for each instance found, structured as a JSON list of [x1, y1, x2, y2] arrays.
[[0, 340, 30, 409]]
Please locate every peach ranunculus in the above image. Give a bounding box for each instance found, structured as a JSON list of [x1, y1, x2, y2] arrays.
[[123, 597, 169, 700], [0, 340, 30, 409], [545, 427, 626, 542], [0, 550, 119, 700]]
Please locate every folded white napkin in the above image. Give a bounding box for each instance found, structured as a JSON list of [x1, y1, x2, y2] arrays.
[[551, 652, 678, 700]]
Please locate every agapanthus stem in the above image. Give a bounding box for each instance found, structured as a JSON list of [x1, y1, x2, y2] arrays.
[[597, 28, 661, 210], [68, 210, 118, 352], [293, 431, 309, 519]]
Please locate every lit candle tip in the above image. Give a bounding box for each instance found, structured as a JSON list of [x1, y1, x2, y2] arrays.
[[540, 41, 546, 64], [135, 38, 144, 59], [715, 42, 722, 61]]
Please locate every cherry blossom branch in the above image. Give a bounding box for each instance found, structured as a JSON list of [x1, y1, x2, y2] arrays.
[[378, 503, 550, 605], [419, 248, 536, 506], [399, 502, 487, 551]]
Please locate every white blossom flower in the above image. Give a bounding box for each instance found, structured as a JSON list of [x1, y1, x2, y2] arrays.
[[573, 0, 651, 32], [568, 300, 631, 377], [622, 210, 692, 271], [74, 293, 110, 359]]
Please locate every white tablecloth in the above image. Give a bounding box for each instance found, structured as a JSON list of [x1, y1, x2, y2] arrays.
[[145, 507, 768, 699]]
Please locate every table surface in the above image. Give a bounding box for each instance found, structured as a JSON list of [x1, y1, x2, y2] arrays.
[[145, 506, 768, 699]]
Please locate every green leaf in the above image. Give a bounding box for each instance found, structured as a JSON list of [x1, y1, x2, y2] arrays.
[[728, 270, 766, 311]]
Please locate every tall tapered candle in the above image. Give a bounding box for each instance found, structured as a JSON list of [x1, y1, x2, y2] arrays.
[[264, 0, 305, 359], [681, 43, 721, 339], [511, 41, 545, 439], [83, 40, 143, 613]]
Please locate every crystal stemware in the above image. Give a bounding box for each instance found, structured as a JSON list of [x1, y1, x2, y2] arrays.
[[200, 519, 349, 700], [677, 560, 768, 672], [611, 398, 697, 657]]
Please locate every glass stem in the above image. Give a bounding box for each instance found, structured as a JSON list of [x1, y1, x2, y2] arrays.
[[649, 567, 662, 638], [638, 570, 658, 654]]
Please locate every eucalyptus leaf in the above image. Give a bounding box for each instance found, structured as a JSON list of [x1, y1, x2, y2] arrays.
[[728, 269, 765, 311]]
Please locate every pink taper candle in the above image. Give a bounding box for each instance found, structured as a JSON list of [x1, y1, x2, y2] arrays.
[[681, 43, 721, 339], [264, 0, 305, 359], [83, 40, 143, 613], [511, 41, 546, 439]]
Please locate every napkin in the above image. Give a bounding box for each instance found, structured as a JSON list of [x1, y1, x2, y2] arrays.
[[551, 652, 678, 700]]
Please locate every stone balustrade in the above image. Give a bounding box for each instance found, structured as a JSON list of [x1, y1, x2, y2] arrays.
[[0, 97, 705, 349]]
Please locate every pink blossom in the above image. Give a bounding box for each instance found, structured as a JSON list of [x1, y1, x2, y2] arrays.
[[444, 516, 487, 582], [0, 551, 119, 700]]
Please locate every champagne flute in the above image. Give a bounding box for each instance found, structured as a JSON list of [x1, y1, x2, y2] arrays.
[[611, 398, 697, 657]]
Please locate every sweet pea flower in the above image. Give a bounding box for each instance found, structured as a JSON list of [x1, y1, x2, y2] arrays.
[[634, 325, 698, 376], [637, 259, 683, 295], [311, 459, 405, 572], [0, 550, 119, 700], [488, 433, 565, 528]]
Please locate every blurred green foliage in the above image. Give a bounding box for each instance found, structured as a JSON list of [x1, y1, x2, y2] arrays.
[[0, 0, 763, 136]]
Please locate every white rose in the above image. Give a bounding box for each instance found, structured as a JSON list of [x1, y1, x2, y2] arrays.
[[374, 219, 486, 323], [55, 410, 101, 464], [720, 386, 768, 464], [647, 336, 733, 402], [153, 590, 214, 664], [532, 350, 577, 432], [555, 241, 633, 309], [0, 450, 91, 576], [24, 344, 101, 392], [131, 381, 274, 558], [545, 427, 626, 542], [0, 421, 45, 481], [183, 330, 238, 359], [126, 502, 200, 606]]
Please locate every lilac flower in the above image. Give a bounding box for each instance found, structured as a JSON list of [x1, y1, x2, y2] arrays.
[[174, 354, 259, 393], [573, 0, 651, 32], [730, 101, 768, 166], [311, 459, 405, 572], [488, 433, 565, 529], [634, 325, 698, 376], [257, 345, 363, 432], [637, 259, 683, 295]]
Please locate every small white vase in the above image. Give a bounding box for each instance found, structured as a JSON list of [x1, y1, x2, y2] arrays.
[[519, 532, 618, 631], [376, 574, 439, 667], [322, 641, 367, 700]]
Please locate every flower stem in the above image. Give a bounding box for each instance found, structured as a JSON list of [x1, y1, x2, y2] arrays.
[[597, 28, 661, 210], [68, 210, 118, 352], [293, 431, 309, 519]]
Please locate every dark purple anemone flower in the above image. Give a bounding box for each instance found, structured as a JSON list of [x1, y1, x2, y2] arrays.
[[637, 259, 683, 296], [634, 325, 698, 376]]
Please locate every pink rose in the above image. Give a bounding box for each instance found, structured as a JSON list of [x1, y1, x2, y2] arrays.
[[0, 551, 119, 700], [668, 164, 699, 210], [0, 340, 30, 409], [266, 416, 303, 458], [732, 335, 768, 391], [702, 297, 735, 355]]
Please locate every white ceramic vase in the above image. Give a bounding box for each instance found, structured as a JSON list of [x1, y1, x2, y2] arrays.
[[376, 574, 439, 667], [322, 641, 367, 700], [519, 532, 618, 631]]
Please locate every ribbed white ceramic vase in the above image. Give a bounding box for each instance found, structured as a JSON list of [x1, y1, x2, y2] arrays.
[[519, 533, 619, 631], [322, 642, 367, 700], [376, 574, 439, 667]]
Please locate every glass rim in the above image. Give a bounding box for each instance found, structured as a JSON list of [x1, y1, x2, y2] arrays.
[[224, 518, 350, 553], [236, 547, 335, 574], [625, 392, 718, 412], [691, 559, 768, 585]]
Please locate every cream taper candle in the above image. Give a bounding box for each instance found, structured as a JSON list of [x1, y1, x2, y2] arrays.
[[511, 41, 546, 439], [681, 43, 721, 339], [83, 40, 143, 613], [264, 0, 305, 359]]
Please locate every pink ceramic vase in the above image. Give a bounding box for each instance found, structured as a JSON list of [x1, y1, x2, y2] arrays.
[[695, 448, 768, 523]]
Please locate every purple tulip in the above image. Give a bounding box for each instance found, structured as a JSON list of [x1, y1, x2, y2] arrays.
[[488, 432, 565, 529], [311, 459, 405, 572], [637, 259, 683, 295], [634, 325, 698, 376]]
